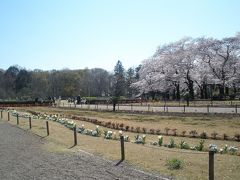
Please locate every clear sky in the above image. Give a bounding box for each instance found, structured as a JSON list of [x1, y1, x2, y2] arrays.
[[0, 0, 239, 72]]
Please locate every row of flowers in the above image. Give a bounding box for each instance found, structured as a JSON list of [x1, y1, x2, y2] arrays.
[[4, 109, 239, 155]]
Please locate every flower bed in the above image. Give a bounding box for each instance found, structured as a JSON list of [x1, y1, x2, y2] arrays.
[[4, 109, 239, 156]]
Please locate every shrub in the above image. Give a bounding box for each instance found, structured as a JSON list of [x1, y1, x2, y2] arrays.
[[158, 136, 163, 146], [149, 129, 155, 134], [168, 138, 175, 148], [229, 146, 238, 155], [166, 158, 183, 170], [181, 130, 186, 137], [234, 133, 240, 142], [156, 129, 161, 135], [165, 127, 170, 135], [125, 125, 130, 131], [130, 126, 134, 132], [200, 131, 208, 139], [119, 123, 124, 130], [136, 127, 141, 133], [172, 128, 177, 136], [142, 127, 147, 134], [222, 133, 228, 140], [179, 140, 190, 149], [189, 130, 198, 138], [211, 131, 218, 139], [196, 140, 205, 151]]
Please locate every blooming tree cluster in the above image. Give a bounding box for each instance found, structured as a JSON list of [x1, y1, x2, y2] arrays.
[[132, 34, 240, 100]]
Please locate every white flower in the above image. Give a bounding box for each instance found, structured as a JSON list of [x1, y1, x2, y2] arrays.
[[82, 124, 85, 127], [142, 135, 146, 138], [158, 135, 163, 139], [119, 130, 123, 135], [96, 125, 99, 129]]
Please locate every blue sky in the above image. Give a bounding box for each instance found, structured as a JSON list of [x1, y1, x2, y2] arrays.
[[0, 0, 239, 72]]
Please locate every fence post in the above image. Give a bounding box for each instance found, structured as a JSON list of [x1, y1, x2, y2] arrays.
[[1, 110, 2, 119], [17, 114, 19, 125], [236, 105, 238, 114], [8, 112, 10, 121], [74, 125, 77, 145], [131, 104, 133, 111], [120, 135, 125, 161], [29, 117, 32, 129], [183, 105, 186, 113], [46, 121, 49, 136], [209, 150, 214, 180]]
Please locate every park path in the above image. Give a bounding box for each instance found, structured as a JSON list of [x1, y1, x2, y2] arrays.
[[0, 120, 168, 180]]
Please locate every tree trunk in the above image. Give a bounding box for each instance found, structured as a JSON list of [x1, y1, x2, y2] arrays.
[[176, 84, 180, 100]]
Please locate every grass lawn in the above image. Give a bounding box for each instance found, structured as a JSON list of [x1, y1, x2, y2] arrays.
[[1, 107, 240, 180]]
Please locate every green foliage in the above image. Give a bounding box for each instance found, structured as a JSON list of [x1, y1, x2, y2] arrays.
[[168, 138, 175, 148], [179, 140, 190, 149], [166, 158, 184, 170], [196, 140, 205, 151]]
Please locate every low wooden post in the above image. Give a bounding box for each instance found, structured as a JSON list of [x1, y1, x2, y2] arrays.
[[29, 117, 32, 129], [107, 103, 108, 110], [118, 104, 119, 111], [120, 136, 125, 161], [1, 110, 2, 119], [17, 114, 19, 125], [207, 105, 210, 113], [164, 105, 166, 112], [46, 121, 49, 136], [183, 105, 186, 113], [70, 104, 72, 108], [74, 125, 77, 145], [236, 105, 238, 114], [209, 150, 215, 180], [131, 104, 133, 111], [8, 112, 10, 121]]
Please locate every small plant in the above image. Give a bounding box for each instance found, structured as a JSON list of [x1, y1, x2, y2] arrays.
[[104, 130, 113, 139], [165, 127, 170, 135], [200, 131, 208, 139], [211, 131, 218, 139], [130, 126, 134, 132], [234, 133, 240, 142], [134, 134, 146, 144], [113, 132, 117, 140], [119, 123, 124, 130], [168, 138, 175, 148], [142, 127, 147, 134], [124, 135, 130, 142], [172, 128, 177, 136], [189, 130, 198, 138], [219, 144, 228, 154], [149, 129, 155, 134], [222, 133, 228, 140], [156, 129, 161, 135], [228, 146, 238, 155], [166, 158, 183, 170], [179, 140, 190, 149], [181, 130, 186, 137], [125, 125, 130, 131], [158, 136, 163, 146], [136, 127, 141, 133], [196, 140, 205, 151]]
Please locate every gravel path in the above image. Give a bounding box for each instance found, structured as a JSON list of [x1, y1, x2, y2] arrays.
[[0, 120, 168, 180]]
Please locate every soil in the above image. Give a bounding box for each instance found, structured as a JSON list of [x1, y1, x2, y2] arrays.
[[0, 120, 169, 180]]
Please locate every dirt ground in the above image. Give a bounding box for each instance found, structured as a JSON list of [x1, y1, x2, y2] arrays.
[[0, 120, 169, 180]]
